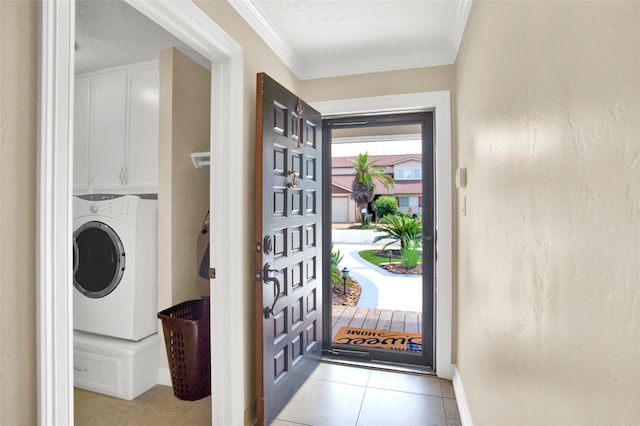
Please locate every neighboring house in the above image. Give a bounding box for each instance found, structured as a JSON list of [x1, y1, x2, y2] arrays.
[[331, 154, 423, 222]]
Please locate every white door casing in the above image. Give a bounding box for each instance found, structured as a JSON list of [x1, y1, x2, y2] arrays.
[[37, 2, 244, 425]]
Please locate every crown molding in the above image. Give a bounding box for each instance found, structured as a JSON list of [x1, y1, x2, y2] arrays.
[[228, 0, 305, 76], [448, 0, 473, 62], [230, 0, 471, 80]]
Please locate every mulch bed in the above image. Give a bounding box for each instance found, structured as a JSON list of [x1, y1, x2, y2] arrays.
[[331, 277, 362, 307], [380, 263, 422, 275], [375, 250, 422, 275]]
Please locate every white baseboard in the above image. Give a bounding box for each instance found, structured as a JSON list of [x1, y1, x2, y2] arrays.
[[157, 367, 172, 387], [452, 364, 474, 426]]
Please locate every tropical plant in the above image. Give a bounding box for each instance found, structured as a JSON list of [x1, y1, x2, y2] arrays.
[[373, 196, 398, 219], [349, 152, 394, 209], [373, 214, 422, 250]]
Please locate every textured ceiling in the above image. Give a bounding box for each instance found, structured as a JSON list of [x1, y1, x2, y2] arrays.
[[231, 0, 472, 79], [75, 0, 209, 74]]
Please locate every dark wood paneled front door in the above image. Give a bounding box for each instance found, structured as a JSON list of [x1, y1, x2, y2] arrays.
[[254, 73, 323, 426]]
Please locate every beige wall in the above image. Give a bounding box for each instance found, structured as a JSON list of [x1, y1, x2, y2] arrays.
[[157, 48, 211, 373], [0, 1, 37, 425], [158, 47, 211, 308], [455, 2, 640, 425], [301, 65, 455, 102]]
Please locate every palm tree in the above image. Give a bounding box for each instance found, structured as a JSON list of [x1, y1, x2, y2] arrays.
[[349, 152, 394, 209]]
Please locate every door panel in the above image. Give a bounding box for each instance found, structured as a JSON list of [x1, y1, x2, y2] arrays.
[[255, 73, 323, 426]]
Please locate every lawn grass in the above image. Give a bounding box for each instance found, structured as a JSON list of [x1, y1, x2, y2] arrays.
[[358, 249, 390, 266], [359, 249, 423, 267], [348, 224, 375, 230]]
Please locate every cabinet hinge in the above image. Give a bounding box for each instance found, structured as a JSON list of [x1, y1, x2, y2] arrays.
[[256, 269, 262, 282], [209, 268, 216, 279]]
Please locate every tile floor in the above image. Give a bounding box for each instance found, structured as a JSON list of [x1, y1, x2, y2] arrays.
[[272, 363, 461, 426], [74, 385, 211, 425], [74, 362, 460, 426]]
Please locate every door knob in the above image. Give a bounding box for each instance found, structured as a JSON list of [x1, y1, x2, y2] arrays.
[[262, 262, 281, 319]]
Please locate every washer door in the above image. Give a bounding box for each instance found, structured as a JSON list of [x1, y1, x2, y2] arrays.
[[73, 221, 126, 298]]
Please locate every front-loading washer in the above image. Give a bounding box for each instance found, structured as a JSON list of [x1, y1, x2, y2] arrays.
[[73, 194, 157, 341]]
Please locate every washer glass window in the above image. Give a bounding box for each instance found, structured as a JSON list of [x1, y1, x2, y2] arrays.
[[73, 221, 126, 298]]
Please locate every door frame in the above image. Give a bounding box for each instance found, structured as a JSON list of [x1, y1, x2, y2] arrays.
[[322, 111, 435, 368], [312, 91, 453, 379], [37, 2, 244, 425]]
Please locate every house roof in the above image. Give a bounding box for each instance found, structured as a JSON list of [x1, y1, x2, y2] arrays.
[[331, 175, 421, 196], [331, 154, 421, 169], [392, 157, 421, 165], [331, 185, 351, 195]]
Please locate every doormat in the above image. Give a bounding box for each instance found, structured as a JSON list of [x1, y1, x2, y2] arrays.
[[333, 327, 422, 352]]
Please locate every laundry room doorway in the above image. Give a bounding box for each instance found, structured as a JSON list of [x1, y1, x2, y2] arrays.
[[38, 2, 245, 425]]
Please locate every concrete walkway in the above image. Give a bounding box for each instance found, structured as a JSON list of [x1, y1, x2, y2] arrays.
[[332, 235, 422, 312]]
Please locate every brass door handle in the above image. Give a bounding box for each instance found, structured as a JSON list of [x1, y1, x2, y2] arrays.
[[287, 170, 298, 188]]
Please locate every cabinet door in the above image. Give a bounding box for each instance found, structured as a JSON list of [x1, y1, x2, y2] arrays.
[[126, 68, 159, 191], [73, 79, 91, 194], [90, 74, 127, 191]]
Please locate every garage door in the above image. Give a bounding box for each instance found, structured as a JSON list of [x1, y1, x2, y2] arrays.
[[332, 197, 349, 223]]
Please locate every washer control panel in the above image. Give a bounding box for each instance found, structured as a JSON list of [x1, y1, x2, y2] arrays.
[[76, 195, 132, 219]]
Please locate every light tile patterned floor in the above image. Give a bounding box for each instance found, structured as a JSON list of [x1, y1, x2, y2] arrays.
[[74, 363, 460, 426], [272, 363, 461, 426]]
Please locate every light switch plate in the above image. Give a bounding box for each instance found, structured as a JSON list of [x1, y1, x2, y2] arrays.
[[455, 167, 467, 189]]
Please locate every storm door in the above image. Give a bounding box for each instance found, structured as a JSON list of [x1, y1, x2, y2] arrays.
[[321, 112, 435, 369]]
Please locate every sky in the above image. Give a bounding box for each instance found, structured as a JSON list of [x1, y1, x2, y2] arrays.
[[331, 139, 422, 157]]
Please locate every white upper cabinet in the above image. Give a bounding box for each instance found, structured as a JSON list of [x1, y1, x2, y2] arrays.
[[126, 68, 159, 191], [74, 61, 159, 194], [74, 79, 91, 193], [89, 73, 128, 191]]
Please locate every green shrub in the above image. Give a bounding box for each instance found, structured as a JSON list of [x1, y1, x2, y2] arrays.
[[374, 196, 398, 219], [373, 215, 422, 250]]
